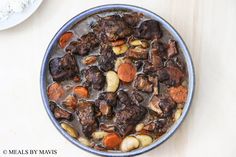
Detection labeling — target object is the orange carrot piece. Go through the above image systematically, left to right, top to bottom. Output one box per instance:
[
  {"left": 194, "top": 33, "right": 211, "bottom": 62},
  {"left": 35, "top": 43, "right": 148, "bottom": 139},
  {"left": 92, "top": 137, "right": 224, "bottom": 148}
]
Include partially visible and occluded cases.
[
  {"left": 59, "top": 32, "right": 73, "bottom": 48},
  {"left": 117, "top": 63, "right": 136, "bottom": 82},
  {"left": 47, "top": 82, "right": 65, "bottom": 101},
  {"left": 169, "top": 85, "right": 188, "bottom": 103},
  {"left": 73, "top": 86, "right": 89, "bottom": 98},
  {"left": 103, "top": 133, "right": 122, "bottom": 149}
]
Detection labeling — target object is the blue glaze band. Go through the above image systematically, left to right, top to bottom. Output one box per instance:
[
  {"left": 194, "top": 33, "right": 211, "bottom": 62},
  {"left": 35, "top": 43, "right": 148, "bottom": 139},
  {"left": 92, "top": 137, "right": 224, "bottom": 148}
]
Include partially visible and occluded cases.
[{"left": 40, "top": 4, "right": 195, "bottom": 157}]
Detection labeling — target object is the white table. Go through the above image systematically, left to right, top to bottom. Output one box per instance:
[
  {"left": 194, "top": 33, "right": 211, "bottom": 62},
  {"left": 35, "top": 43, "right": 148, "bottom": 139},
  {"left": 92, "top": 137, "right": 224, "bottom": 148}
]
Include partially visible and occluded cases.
[{"left": 0, "top": 0, "right": 235, "bottom": 156}]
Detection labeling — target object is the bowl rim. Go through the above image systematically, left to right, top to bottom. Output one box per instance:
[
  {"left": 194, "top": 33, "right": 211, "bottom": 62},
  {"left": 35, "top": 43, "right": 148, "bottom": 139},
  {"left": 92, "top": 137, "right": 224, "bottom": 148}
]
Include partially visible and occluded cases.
[{"left": 40, "top": 4, "right": 195, "bottom": 157}]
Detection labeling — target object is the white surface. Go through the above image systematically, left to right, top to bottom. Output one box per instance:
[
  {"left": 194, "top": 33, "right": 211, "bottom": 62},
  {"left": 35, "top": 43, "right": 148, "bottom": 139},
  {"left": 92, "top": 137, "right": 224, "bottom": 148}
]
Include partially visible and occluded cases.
[
  {"left": 0, "top": 0, "right": 236, "bottom": 157},
  {"left": 0, "top": 0, "right": 42, "bottom": 30}
]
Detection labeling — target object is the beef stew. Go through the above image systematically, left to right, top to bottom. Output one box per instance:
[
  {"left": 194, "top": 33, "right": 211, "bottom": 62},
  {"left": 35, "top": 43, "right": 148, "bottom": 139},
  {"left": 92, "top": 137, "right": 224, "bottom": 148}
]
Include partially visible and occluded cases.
[{"left": 46, "top": 10, "right": 188, "bottom": 152}]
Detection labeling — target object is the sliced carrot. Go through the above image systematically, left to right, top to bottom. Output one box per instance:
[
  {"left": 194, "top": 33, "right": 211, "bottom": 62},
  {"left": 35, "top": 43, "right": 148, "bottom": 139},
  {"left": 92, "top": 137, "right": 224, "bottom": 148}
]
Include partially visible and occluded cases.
[
  {"left": 59, "top": 32, "right": 73, "bottom": 48},
  {"left": 117, "top": 63, "right": 136, "bottom": 82},
  {"left": 47, "top": 82, "right": 65, "bottom": 101},
  {"left": 168, "top": 85, "right": 188, "bottom": 103},
  {"left": 73, "top": 86, "right": 89, "bottom": 98},
  {"left": 103, "top": 133, "right": 122, "bottom": 149}
]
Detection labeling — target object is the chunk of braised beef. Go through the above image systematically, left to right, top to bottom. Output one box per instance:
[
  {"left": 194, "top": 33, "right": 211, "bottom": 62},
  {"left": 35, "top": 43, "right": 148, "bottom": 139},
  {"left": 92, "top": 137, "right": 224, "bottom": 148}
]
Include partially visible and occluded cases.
[
  {"left": 122, "top": 12, "right": 143, "bottom": 27},
  {"left": 97, "top": 15, "right": 133, "bottom": 41},
  {"left": 135, "top": 20, "right": 162, "bottom": 40},
  {"left": 66, "top": 32, "right": 99, "bottom": 56},
  {"left": 167, "top": 39, "right": 178, "bottom": 58},
  {"left": 151, "top": 40, "right": 167, "bottom": 59},
  {"left": 65, "top": 41, "right": 78, "bottom": 53},
  {"left": 98, "top": 46, "right": 116, "bottom": 71},
  {"left": 127, "top": 46, "right": 148, "bottom": 60},
  {"left": 143, "top": 49, "right": 163, "bottom": 73},
  {"left": 151, "top": 49, "right": 163, "bottom": 68},
  {"left": 49, "top": 53, "right": 79, "bottom": 82},
  {"left": 166, "top": 56, "right": 186, "bottom": 72},
  {"left": 175, "top": 57, "right": 186, "bottom": 71},
  {"left": 143, "top": 61, "right": 157, "bottom": 74},
  {"left": 84, "top": 66, "right": 105, "bottom": 90},
  {"left": 157, "top": 66, "right": 184, "bottom": 86},
  {"left": 157, "top": 69, "right": 169, "bottom": 82},
  {"left": 134, "top": 74, "right": 153, "bottom": 93},
  {"left": 117, "top": 90, "right": 131, "bottom": 107},
  {"left": 131, "top": 91, "right": 144, "bottom": 103},
  {"left": 95, "top": 92, "right": 117, "bottom": 117},
  {"left": 97, "top": 92, "right": 117, "bottom": 107},
  {"left": 148, "top": 95, "right": 163, "bottom": 115},
  {"left": 157, "top": 95, "right": 176, "bottom": 117},
  {"left": 98, "top": 100, "right": 112, "bottom": 116},
  {"left": 49, "top": 101, "right": 56, "bottom": 111},
  {"left": 50, "top": 101, "right": 73, "bottom": 121},
  {"left": 76, "top": 101, "right": 97, "bottom": 137},
  {"left": 115, "top": 105, "right": 147, "bottom": 136},
  {"left": 157, "top": 117, "right": 174, "bottom": 136},
  {"left": 144, "top": 118, "right": 168, "bottom": 135}
]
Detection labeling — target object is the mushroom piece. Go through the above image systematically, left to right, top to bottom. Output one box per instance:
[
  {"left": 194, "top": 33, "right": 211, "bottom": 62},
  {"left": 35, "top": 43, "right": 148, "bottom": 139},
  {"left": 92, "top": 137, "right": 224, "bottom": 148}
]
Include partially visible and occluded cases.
[
  {"left": 167, "top": 39, "right": 178, "bottom": 58},
  {"left": 127, "top": 46, "right": 148, "bottom": 60},
  {"left": 82, "top": 55, "right": 97, "bottom": 65},
  {"left": 134, "top": 74, "right": 153, "bottom": 93},
  {"left": 148, "top": 76, "right": 158, "bottom": 95},
  {"left": 148, "top": 95, "right": 163, "bottom": 115},
  {"left": 100, "top": 123, "right": 116, "bottom": 132}
]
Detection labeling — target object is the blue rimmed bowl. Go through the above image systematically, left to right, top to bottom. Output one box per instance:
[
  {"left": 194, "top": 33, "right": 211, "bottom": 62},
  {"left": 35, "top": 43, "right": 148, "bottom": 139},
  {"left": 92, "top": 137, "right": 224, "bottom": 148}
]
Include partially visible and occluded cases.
[{"left": 40, "top": 4, "right": 195, "bottom": 157}]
